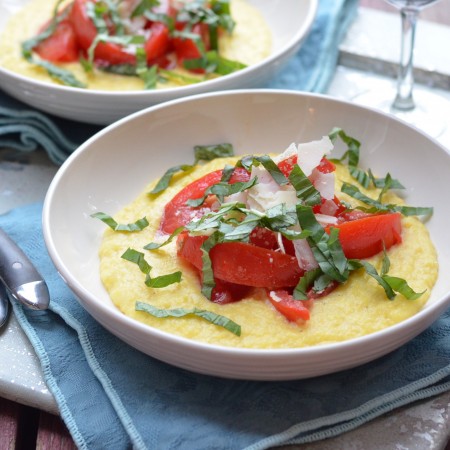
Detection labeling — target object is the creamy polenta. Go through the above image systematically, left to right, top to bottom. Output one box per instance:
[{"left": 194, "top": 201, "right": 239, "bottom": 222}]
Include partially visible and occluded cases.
[
  {"left": 0, "top": 0, "right": 271, "bottom": 90},
  {"left": 97, "top": 156, "right": 438, "bottom": 349}
]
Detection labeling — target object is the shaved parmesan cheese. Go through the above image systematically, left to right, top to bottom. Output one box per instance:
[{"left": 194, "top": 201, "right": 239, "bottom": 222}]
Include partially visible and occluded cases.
[
  {"left": 297, "top": 136, "right": 334, "bottom": 176},
  {"left": 273, "top": 143, "right": 297, "bottom": 164},
  {"left": 246, "top": 165, "right": 297, "bottom": 212},
  {"left": 310, "top": 169, "right": 335, "bottom": 200},
  {"left": 315, "top": 214, "right": 338, "bottom": 226},
  {"left": 293, "top": 238, "right": 318, "bottom": 271}
]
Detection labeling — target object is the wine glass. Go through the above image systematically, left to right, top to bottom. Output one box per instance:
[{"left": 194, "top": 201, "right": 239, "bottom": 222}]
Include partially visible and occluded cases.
[{"left": 354, "top": 0, "right": 447, "bottom": 137}]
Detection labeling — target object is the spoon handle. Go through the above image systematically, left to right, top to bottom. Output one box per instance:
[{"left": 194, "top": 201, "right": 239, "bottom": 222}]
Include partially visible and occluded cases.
[
  {"left": 0, "top": 229, "right": 50, "bottom": 310},
  {"left": 0, "top": 283, "right": 8, "bottom": 328}
]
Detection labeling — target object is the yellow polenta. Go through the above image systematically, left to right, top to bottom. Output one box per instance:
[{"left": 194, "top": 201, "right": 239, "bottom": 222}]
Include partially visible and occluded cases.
[
  {"left": 0, "top": 0, "right": 271, "bottom": 90},
  {"left": 98, "top": 157, "right": 438, "bottom": 349}
]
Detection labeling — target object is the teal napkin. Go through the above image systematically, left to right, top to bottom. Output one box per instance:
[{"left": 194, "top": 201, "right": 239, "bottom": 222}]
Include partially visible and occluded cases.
[
  {"left": 0, "top": 0, "right": 358, "bottom": 165},
  {"left": 3, "top": 202, "right": 450, "bottom": 450}
]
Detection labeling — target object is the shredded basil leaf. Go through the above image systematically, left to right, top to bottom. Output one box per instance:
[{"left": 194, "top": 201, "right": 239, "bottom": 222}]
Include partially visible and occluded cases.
[
  {"left": 132, "top": 0, "right": 161, "bottom": 18},
  {"left": 194, "top": 143, "right": 234, "bottom": 162},
  {"left": 150, "top": 144, "right": 235, "bottom": 195},
  {"left": 238, "top": 155, "right": 288, "bottom": 186},
  {"left": 149, "top": 164, "right": 194, "bottom": 195},
  {"left": 289, "top": 164, "right": 322, "bottom": 206},
  {"left": 186, "top": 176, "right": 257, "bottom": 207},
  {"left": 341, "top": 182, "right": 433, "bottom": 217},
  {"left": 296, "top": 205, "right": 349, "bottom": 284},
  {"left": 91, "top": 212, "right": 149, "bottom": 231},
  {"left": 144, "top": 227, "right": 185, "bottom": 250},
  {"left": 200, "top": 232, "right": 222, "bottom": 299},
  {"left": 121, "top": 248, "right": 182, "bottom": 288},
  {"left": 293, "top": 268, "right": 322, "bottom": 300},
  {"left": 135, "top": 302, "right": 241, "bottom": 336}
]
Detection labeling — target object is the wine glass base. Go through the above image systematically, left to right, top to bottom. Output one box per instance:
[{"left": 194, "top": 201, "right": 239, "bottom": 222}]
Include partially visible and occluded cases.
[{"left": 352, "top": 86, "right": 448, "bottom": 138}]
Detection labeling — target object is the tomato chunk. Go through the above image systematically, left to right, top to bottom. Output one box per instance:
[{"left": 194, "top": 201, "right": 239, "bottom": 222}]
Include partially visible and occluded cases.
[
  {"left": 69, "top": 0, "right": 136, "bottom": 65},
  {"left": 34, "top": 20, "right": 79, "bottom": 62},
  {"left": 145, "top": 22, "right": 171, "bottom": 64},
  {"left": 173, "top": 23, "right": 209, "bottom": 73},
  {"left": 278, "top": 155, "right": 335, "bottom": 178},
  {"left": 160, "top": 167, "right": 250, "bottom": 234},
  {"left": 331, "top": 212, "right": 402, "bottom": 259},
  {"left": 177, "top": 234, "right": 303, "bottom": 289},
  {"left": 267, "top": 290, "right": 312, "bottom": 322}
]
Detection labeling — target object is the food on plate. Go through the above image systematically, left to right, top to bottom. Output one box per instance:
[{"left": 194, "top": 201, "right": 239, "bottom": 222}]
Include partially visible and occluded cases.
[
  {"left": 0, "top": 0, "right": 271, "bottom": 90},
  {"left": 94, "top": 129, "right": 437, "bottom": 348}
]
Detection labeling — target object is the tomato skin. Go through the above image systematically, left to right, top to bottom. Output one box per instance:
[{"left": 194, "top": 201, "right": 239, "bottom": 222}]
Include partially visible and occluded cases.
[
  {"left": 69, "top": 0, "right": 136, "bottom": 65},
  {"left": 34, "top": 20, "right": 79, "bottom": 62},
  {"left": 145, "top": 22, "right": 170, "bottom": 64},
  {"left": 173, "top": 23, "right": 209, "bottom": 74},
  {"left": 278, "top": 155, "right": 335, "bottom": 178},
  {"left": 160, "top": 167, "right": 250, "bottom": 234},
  {"left": 330, "top": 212, "right": 402, "bottom": 259},
  {"left": 177, "top": 233, "right": 303, "bottom": 289},
  {"left": 267, "top": 290, "right": 312, "bottom": 322}
]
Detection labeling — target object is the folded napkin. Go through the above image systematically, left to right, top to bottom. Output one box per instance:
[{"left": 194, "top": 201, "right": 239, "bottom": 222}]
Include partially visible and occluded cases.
[
  {"left": 0, "top": 0, "right": 358, "bottom": 166},
  {"left": 3, "top": 202, "right": 450, "bottom": 450}
]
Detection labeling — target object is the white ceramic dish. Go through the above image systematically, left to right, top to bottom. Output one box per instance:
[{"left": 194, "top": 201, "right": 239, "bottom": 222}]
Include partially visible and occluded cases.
[
  {"left": 0, "top": 0, "right": 317, "bottom": 125},
  {"left": 42, "top": 90, "right": 450, "bottom": 380}
]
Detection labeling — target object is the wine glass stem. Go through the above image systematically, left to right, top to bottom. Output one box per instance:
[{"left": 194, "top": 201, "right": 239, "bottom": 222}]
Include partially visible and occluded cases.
[{"left": 392, "top": 8, "right": 419, "bottom": 112}]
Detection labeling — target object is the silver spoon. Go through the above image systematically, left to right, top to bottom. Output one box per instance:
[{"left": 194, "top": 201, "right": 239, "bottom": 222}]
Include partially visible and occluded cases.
[
  {"left": 0, "top": 228, "right": 50, "bottom": 310},
  {"left": 0, "top": 282, "right": 9, "bottom": 328}
]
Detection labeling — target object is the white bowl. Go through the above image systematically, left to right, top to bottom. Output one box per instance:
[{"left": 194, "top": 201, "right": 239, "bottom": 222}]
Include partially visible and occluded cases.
[
  {"left": 0, "top": 0, "right": 317, "bottom": 125},
  {"left": 42, "top": 90, "right": 450, "bottom": 380}
]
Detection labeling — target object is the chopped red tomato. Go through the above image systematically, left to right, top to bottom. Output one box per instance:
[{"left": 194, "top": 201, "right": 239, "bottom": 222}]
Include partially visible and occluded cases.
[
  {"left": 69, "top": 0, "right": 136, "bottom": 65},
  {"left": 34, "top": 20, "right": 79, "bottom": 63},
  {"left": 145, "top": 22, "right": 171, "bottom": 64},
  {"left": 173, "top": 23, "right": 210, "bottom": 73},
  {"left": 278, "top": 155, "right": 335, "bottom": 178},
  {"left": 160, "top": 167, "right": 250, "bottom": 234},
  {"left": 312, "top": 195, "right": 346, "bottom": 216},
  {"left": 330, "top": 212, "right": 402, "bottom": 259},
  {"left": 249, "top": 227, "right": 295, "bottom": 255},
  {"left": 177, "top": 233, "right": 304, "bottom": 289},
  {"left": 267, "top": 290, "right": 312, "bottom": 322}
]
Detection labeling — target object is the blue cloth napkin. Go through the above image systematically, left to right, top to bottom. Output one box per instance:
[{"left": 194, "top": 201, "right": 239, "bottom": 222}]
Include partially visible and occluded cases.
[
  {"left": 0, "top": 0, "right": 358, "bottom": 166},
  {"left": 3, "top": 202, "right": 450, "bottom": 450}
]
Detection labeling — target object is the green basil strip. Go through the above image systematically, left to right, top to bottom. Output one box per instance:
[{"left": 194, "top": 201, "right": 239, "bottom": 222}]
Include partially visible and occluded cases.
[
  {"left": 21, "top": 0, "right": 65, "bottom": 56},
  {"left": 102, "top": 0, "right": 125, "bottom": 35},
  {"left": 132, "top": 0, "right": 161, "bottom": 17},
  {"left": 203, "top": 51, "right": 246, "bottom": 75},
  {"left": 27, "top": 59, "right": 86, "bottom": 88},
  {"left": 158, "top": 68, "right": 204, "bottom": 85},
  {"left": 329, "top": 127, "right": 361, "bottom": 168},
  {"left": 194, "top": 143, "right": 234, "bottom": 162},
  {"left": 239, "top": 155, "right": 289, "bottom": 186},
  {"left": 149, "top": 164, "right": 194, "bottom": 195},
  {"left": 289, "top": 164, "right": 322, "bottom": 206},
  {"left": 369, "top": 169, "right": 405, "bottom": 190},
  {"left": 187, "top": 177, "right": 257, "bottom": 207},
  {"left": 341, "top": 182, "right": 433, "bottom": 217},
  {"left": 185, "top": 202, "right": 246, "bottom": 233},
  {"left": 296, "top": 205, "right": 349, "bottom": 283},
  {"left": 91, "top": 212, "right": 149, "bottom": 232},
  {"left": 144, "top": 227, "right": 185, "bottom": 250},
  {"left": 200, "top": 231, "right": 223, "bottom": 299},
  {"left": 121, "top": 248, "right": 152, "bottom": 274},
  {"left": 122, "top": 248, "right": 181, "bottom": 288},
  {"left": 293, "top": 268, "right": 323, "bottom": 300},
  {"left": 145, "top": 271, "right": 182, "bottom": 288},
  {"left": 381, "top": 275, "right": 425, "bottom": 300},
  {"left": 135, "top": 302, "right": 241, "bottom": 336}
]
